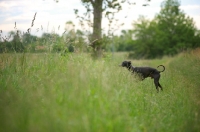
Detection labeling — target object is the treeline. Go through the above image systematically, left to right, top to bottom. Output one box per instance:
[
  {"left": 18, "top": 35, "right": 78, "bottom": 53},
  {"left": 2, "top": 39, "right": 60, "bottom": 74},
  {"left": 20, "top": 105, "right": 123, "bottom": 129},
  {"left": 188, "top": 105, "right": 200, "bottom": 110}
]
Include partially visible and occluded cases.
[
  {"left": 0, "top": 0, "right": 200, "bottom": 59},
  {"left": 114, "top": 0, "right": 200, "bottom": 58},
  {"left": 0, "top": 29, "right": 87, "bottom": 54}
]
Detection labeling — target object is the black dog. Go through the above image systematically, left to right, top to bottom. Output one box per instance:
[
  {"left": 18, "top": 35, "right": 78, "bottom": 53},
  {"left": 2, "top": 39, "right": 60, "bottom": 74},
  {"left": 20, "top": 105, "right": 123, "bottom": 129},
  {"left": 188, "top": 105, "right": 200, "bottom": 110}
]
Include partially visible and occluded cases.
[{"left": 119, "top": 61, "right": 165, "bottom": 92}]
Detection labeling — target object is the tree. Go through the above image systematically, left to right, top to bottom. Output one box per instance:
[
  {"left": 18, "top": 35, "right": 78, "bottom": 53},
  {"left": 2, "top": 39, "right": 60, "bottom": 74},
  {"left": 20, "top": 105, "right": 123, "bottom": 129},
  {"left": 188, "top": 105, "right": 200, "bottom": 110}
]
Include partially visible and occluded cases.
[
  {"left": 55, "top": 0, "right": 150, "bottom": 58},
  {"left": 78, "top": 0, "right": 152, "bottom": 58},
  {"left": 130, "top": 0, "right": 200, "bottom": 59},
  {"left": 156, "top": 0, "right": 198, "bottom": 55},
  {"left": 132, "top": 16, "right": 166, "bottom": 58},
  {"left": 9, "top": 30, "right": 25, "bottom": 52},
  {"left": 115, "top": 30, "right": 134, "bottom": 52},
  {"left": 22, "top": 33, "right": 37, "bottom": 45}
]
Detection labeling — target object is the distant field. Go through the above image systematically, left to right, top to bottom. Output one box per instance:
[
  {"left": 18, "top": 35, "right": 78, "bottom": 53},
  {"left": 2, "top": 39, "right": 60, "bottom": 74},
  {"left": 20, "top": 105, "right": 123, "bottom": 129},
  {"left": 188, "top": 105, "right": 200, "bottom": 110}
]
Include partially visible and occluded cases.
[{"left": 0, "top": 50, "right": 199, "bottom": 132}]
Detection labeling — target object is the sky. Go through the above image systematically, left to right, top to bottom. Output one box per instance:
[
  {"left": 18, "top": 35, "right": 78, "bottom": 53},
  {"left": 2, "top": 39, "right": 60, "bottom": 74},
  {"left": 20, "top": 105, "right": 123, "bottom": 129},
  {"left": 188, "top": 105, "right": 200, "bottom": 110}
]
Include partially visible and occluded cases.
[{"left": 0, "top": 0, "right": 200, "bottom": 38}]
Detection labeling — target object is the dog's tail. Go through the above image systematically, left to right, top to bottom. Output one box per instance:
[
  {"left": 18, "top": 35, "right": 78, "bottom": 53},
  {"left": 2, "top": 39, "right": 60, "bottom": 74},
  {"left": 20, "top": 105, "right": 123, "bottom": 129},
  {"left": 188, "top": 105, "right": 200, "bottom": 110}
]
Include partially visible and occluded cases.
[{"left": 157, "top": 65, "right": 165, "bottom": 72}]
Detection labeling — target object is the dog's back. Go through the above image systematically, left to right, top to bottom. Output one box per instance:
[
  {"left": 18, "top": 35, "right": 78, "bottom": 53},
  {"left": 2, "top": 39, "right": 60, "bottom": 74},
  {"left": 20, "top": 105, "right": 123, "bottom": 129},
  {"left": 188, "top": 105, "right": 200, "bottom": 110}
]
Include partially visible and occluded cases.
[{"left": 134, "top": 67, "right": 159, "bottom": 78}]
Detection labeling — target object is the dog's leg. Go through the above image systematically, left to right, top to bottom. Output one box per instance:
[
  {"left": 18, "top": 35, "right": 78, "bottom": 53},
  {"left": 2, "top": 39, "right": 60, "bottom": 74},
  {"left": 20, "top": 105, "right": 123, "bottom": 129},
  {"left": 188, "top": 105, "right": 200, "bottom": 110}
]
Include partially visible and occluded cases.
[
  {"left": 153, "top": 74, "right": 160, "bottom": 92},
  {"left": 154, "top": 79, "right": 159, "bottom": 92},
  {"left": 158, "top": 82, "right": 163, "bottom": 91}
]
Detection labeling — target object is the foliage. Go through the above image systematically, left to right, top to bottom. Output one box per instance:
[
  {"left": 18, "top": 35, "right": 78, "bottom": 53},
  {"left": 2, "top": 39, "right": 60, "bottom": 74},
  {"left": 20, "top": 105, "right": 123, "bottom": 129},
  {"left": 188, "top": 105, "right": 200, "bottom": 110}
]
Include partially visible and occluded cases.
[
  {"left": 1, "top": 0, "right": 200, "bottom": 59},
  {"left": 73, "top": 0, "right": 150, "bottom": 58},
  {"left": 115, "top": 0, "right": 200, "bottom": 59},
  {"left": 156, "top": 0, "right": 199, "bottom": 55},
  {"left": 0, "top": 28, "right": 88, "bottom": 54},
  {"left": 116, "top": 30, "right": 134, "bottom": 52},
  {"left": 0, "top": 31, "right": 25, "bottom": 53}
]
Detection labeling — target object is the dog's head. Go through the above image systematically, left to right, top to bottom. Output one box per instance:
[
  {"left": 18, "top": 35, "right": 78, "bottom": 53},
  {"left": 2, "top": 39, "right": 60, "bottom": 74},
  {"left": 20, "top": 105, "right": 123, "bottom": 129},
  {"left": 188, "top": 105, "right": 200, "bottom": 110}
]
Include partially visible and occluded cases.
[{"left": 119, "top": 61, "right": 132, "bottom": 68}]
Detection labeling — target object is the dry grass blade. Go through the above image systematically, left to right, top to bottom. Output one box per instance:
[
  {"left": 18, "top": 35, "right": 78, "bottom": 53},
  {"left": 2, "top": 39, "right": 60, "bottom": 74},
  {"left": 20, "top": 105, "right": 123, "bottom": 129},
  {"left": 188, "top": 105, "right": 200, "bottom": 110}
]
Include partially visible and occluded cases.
[
  {"left": 31, "top": 12, "right": 37, "bottom": 27},
  {"left": 14, "top": 22, "right": 17, "bottom": 29},
  {"left": 27, "top": 28, "right": 31, "bottom": 34},
  {"left": 62, "top": 30, "right": 67, "bottom": 35}
]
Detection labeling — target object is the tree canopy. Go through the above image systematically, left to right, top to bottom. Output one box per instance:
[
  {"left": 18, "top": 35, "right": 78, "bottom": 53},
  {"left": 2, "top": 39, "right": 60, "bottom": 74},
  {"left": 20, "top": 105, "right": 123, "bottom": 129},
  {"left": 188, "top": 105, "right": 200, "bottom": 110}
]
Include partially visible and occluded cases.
[{"left": 116, "top": 0, "right": 200, "bottom": 59}]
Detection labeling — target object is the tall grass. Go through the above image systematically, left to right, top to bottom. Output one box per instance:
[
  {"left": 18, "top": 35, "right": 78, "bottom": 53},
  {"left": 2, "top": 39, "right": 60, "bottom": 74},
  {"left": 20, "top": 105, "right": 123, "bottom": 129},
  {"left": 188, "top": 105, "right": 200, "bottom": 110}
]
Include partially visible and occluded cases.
[{"left": 0, "top": 51, "right": 199, "bottom": 132}]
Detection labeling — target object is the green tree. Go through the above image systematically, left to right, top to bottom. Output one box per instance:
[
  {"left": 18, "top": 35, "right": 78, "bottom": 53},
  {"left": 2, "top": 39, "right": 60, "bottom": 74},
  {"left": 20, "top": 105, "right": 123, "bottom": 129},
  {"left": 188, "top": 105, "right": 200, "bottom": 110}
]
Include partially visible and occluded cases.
[
  {"left": 55, "top": 0, "right": 150, "bottom": 58},
  {"left": 77, "top": 0, "right": 152, "bottom": 58},
  {"left": 130, "top": 0, "right": 200, "bottom": 59},
  {"left": 156, "top": 0, "right": 199, "bottom": 55},
  {"left": 132, "top": 16, "right": 152, "bottom": 58},
  {"left": 132, "top": 16, "right": 166, "bottom": 58},
  {"left": 116, "top": 30, "right": 134, "bottom": 52},
  {"left": 8, "top": 31, "right": 25, "bottom": 52}
]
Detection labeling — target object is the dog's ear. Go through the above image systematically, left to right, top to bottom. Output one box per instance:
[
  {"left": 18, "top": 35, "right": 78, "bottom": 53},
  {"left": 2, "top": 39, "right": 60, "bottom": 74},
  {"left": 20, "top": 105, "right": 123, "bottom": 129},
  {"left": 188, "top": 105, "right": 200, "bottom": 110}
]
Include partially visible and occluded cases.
[{"left": 128, "top": 61, "right": 131, "bottom": 65}]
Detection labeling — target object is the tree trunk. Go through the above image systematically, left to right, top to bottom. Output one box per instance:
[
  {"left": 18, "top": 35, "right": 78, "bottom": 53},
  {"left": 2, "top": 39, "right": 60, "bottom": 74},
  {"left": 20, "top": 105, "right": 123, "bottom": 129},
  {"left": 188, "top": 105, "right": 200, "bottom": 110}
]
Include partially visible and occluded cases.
[{"left": 92, "top": 0, "right": 103, "bottom": 58}]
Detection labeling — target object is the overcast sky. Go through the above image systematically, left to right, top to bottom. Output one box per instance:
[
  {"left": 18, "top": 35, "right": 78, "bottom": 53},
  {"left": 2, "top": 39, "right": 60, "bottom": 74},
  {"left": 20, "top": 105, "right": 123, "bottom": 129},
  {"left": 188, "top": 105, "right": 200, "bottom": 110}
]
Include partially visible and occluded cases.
[{"left": 0, "top": 0, "right": 200, "bottom": 37}]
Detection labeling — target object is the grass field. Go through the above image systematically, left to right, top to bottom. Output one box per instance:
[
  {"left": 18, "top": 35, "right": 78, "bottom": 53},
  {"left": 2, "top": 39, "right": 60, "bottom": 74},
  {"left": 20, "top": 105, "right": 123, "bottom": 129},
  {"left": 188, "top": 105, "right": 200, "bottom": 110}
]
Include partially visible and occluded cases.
[{"left": 0, "top": 50, "right": 200, "bottom": 132}]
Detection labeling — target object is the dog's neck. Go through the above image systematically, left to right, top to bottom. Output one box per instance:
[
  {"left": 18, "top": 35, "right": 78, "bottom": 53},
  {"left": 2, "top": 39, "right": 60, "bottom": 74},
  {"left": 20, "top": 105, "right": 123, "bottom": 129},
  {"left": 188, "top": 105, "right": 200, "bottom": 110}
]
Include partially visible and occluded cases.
[{"left": 127, "top": 65, "right": 135, "bottom": 72}]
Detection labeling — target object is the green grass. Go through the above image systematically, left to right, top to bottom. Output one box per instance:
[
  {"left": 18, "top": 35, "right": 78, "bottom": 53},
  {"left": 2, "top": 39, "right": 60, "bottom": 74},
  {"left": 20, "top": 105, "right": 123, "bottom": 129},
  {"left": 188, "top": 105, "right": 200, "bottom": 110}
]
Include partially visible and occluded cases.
[{"left": 0, "top": 51, "right": 199, "bottom": 132}]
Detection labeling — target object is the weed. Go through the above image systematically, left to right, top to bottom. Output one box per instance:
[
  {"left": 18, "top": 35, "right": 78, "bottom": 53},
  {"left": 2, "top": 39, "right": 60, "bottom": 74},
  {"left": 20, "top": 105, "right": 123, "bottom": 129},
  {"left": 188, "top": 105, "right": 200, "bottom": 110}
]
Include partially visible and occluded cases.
[{"left": 0, "top": 51, "right": 199, "bottom": 131}]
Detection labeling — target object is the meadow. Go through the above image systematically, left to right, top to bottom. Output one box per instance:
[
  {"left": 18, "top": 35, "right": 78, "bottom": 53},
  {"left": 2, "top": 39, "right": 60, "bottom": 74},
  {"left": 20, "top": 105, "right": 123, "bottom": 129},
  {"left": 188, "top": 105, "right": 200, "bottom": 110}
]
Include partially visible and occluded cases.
[{"left": 0, "top": 50, "right": 200, "bottom": 132}]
